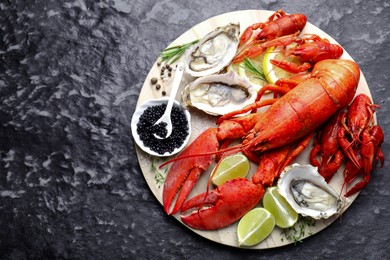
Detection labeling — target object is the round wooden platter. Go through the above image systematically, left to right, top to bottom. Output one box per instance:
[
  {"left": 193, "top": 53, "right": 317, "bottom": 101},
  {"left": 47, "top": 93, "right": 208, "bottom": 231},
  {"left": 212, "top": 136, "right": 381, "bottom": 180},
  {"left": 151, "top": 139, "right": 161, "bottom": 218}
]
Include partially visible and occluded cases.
[{"left": 133, "top": 10, "right": 371, "bottom": 249}]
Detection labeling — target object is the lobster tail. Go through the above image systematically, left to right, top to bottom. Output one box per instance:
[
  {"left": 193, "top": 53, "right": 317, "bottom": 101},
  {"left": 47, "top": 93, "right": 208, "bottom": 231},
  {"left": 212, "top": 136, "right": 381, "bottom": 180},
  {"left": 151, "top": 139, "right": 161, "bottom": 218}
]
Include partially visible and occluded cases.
[{"left": 314, "top": 59, "right": 360, "bottom": 107}]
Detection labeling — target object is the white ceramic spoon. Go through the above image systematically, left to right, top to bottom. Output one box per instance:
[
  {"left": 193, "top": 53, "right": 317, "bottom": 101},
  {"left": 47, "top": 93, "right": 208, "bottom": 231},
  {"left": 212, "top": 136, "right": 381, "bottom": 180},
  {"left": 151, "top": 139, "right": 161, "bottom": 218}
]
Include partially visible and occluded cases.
[{"left": 153, "top": 62, "right": 184, "bottom": 139}]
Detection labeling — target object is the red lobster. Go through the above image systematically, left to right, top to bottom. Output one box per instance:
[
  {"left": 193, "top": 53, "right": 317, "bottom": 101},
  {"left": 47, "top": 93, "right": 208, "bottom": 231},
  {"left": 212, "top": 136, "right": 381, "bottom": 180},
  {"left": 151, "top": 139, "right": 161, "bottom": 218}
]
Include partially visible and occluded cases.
[
  {"left": 233, "top": 10, "right": 307, "bottom": 63},
  {"left": 234, "top": 32, "right": 344, "bottom": 75},
  {"left": 268, "top": 34, "right": 344, "bottom": 73},
  {"left": 162, "top": 59, "right": 360, "bottom": 230},
  {"left": 337, "top": 94, "right": 384, "bottom": 196}
]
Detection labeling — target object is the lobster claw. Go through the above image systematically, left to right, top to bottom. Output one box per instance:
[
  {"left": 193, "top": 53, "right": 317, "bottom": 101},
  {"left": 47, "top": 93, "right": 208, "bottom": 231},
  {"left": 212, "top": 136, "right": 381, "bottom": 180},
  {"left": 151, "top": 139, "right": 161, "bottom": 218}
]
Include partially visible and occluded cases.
[
  {"left": 163, "top": 128, "right": 219, "bottom": 215},
  {"left": 180, "top": 178, "right": 264, "bottom": 230}
]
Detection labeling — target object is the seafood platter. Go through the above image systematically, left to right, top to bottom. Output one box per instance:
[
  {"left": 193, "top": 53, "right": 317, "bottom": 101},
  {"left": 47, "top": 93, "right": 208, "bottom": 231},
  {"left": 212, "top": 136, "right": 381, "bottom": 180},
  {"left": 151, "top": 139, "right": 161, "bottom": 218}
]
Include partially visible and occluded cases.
[{"left": 131, "top": 10, "right": 384, "bottom": 248}]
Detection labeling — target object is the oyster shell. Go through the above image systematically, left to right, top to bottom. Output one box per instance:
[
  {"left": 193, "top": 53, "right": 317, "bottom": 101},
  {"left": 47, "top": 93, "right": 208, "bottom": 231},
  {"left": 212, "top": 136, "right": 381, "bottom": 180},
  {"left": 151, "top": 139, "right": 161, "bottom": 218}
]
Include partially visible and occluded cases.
[
  {"left": 184, "top": 23, "right": 239, "bottom": 77},
  {"left": 182, "top": 70, "right": 258, "bottom": 116},
  {"left": 277, "top": 164, "right": 344, "bottom": 219}
]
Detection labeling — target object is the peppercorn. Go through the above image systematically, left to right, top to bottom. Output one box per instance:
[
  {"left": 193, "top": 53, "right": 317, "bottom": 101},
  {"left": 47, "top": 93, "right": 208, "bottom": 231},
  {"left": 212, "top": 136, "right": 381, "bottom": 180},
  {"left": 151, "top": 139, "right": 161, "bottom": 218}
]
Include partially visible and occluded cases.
[
  {"left": 151, "top": 77, "right": 158, "bottom": 85},
  {"left": 156, "top": 84, "right": 161, "bottom": 90},
  {"left": 162, "top": 91, "right": 166, "bottom": 96}
]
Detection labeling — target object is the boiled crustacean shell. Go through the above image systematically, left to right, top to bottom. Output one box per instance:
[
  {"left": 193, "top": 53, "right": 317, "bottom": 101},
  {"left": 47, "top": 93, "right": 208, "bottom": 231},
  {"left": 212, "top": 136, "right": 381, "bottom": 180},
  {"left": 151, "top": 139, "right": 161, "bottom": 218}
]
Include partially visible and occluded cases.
[
  {"left": 184, "top": 23, "right": 239, "bottom": 78},
  {"left": 182, "top": 70, "right": 258, "bottom": 116},
  {"left": 277, "top": 164, "right": 344, "bottom": 220}
]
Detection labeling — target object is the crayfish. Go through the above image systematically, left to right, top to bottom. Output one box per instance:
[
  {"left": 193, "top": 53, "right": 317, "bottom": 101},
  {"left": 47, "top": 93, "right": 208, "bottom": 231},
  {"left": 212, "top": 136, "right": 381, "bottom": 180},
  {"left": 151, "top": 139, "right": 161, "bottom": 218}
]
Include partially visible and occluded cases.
[{"left": 233, "top": 10, "right": 344, "bottom": 74}]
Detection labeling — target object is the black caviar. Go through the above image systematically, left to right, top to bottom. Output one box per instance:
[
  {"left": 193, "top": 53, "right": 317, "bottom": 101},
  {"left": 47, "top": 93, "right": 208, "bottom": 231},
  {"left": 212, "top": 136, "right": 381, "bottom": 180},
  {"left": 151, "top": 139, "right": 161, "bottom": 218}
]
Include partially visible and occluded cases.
[{"left": 137, "top": 103, "right": 189, "bottom": 155}]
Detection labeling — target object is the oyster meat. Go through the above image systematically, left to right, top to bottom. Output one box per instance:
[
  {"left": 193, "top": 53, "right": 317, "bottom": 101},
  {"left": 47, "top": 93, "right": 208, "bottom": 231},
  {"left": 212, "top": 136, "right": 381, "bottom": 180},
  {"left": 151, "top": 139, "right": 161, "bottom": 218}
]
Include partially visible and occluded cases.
[
  {"left": 184, "top": 23, "right": 239, "bottom": 77},
  {"left": 182, "top": 70, "right": 258, "bottom": 116},
  {"left": 277, "top": 164, "right": 344, "bottom": 219}
]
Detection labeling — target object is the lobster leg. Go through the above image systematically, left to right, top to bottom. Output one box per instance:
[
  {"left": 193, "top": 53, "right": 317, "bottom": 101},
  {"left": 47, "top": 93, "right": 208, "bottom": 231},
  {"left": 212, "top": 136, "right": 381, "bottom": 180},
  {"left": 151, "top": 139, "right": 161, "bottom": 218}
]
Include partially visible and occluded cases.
[
  {"left": 234, "top": 33, "right": 303, "bottom": 63},
  {"left": 270, "top": 59, "right": 311, "bottom": 73},
  {"left": 217, "top": 83, "right": 295, "bottom": 125},
  {"left": 310, "top": 109, "right": 346, "bottom": 181},
  {"left": 338, "top": 124, "right": 361, "bottom": 169},
  {"left": 163, "top": 128, "right": 219, "bottom": 215},
  {"left": 253, "top": 133, "right": 313, "bottom": 187},
  {"left": 343, "top": 147, "right": 363, "bottom": 186},
  {"left": 180, "top": 178, "right": 264, "bottom": 230}
]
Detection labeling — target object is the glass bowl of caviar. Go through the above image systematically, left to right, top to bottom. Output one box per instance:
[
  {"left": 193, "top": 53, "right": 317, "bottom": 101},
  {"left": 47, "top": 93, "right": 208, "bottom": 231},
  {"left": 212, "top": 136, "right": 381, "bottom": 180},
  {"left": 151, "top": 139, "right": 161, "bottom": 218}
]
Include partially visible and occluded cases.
[{"left": 131, "top": 98, "right": 191, "bottom": 157}]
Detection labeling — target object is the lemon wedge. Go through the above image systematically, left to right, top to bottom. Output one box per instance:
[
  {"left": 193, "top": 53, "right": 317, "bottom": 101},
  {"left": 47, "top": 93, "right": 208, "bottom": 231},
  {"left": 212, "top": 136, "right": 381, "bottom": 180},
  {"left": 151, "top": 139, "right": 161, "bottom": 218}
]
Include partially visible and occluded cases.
[
  {"left": 263, "top": 46, "right": 302, "bottom": 84},
  {"left": 227, "top": 54, "right": 267, "bottom": 87},
  {"left": 211, "top": 154, "right": 250, "bottom": 186},
  {"left": 263, "top": 186, "right": 298, "bottom": 228},
  {"left": 237, "top": 207, "right": 275, "bottom": 247}
]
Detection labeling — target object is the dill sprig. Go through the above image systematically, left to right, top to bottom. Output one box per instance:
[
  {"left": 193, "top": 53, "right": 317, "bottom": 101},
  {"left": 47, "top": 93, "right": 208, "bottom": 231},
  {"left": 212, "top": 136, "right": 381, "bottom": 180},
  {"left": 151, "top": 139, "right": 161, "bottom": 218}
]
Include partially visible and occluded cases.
[
  {"left": 160, "top": 39, "right": 199, "bottom": 64},
  {"left": 240, "top": 58, "right": 266, "bottom": 81},
  {"left": 151, "top": 158, "right": 169, "bottom": 189},
  {"left": 280, "top": 216, "right": 316, "bottom": 245}
]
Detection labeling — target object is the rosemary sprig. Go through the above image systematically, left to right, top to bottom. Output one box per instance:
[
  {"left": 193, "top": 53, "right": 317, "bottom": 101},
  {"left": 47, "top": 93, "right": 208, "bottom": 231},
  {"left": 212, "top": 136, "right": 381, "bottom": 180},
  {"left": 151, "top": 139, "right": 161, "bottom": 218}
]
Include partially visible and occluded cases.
[
  {"left": 160, "top": 39, "right": 199, "bottom": 64},
  {"left": 240, "top": 58, "right": 266, "bottom": 81},
  {"left": 280, "top": 216, "right": 316, "bottom": 245}
]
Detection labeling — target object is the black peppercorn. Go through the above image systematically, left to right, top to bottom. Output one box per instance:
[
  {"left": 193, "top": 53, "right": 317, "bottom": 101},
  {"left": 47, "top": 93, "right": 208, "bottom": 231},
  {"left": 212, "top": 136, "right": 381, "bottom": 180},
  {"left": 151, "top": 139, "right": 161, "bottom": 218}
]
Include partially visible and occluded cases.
[{"left": 151, "top": 77, "right": 158, "bottom": 85}]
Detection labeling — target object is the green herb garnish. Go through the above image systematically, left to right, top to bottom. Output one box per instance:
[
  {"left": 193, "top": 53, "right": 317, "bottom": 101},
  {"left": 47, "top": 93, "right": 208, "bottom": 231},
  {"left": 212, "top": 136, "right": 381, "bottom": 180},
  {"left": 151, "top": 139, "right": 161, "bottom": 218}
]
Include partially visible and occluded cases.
[
  {"left": 160, "top": 39, "right": 199, "bottom": 64},
  {"left": 240, "top": 58, "right": 266, "bottom": 81},
  {"left": 151, "top": 158, "right": 169, "bottom": 189},
  {"left": 280, "top": 216, "right": 316, "bottom": 245}
]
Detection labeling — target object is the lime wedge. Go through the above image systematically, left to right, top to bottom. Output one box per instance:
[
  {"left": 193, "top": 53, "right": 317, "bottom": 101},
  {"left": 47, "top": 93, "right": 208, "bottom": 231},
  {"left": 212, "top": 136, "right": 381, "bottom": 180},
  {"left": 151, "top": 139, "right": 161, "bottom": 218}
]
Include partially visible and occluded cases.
[
  {"left": 263, "top": 46, "right": 302, "bottom": 84},
  {"left": 211, "top": 154, "right": 250, "bottom": 186},
  {"left": 263, "top": 186, "right": 298, "bottom": 228},
  {"left": 237, "top": 207, "right": 275, "bottom": 247}
]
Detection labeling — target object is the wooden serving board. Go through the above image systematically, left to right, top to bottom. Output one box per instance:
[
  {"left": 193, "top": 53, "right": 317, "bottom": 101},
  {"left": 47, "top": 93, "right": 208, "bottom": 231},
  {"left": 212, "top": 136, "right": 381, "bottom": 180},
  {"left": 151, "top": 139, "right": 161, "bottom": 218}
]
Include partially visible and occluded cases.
[{"left": 133, "top": 10, "right": 371, "bottom": 248}]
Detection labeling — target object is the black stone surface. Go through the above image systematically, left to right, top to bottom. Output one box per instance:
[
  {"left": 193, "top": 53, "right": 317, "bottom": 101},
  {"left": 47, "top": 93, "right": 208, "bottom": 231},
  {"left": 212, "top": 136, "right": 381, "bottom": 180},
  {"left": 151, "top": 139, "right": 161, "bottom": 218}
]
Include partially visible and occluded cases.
[{"left": 0, "top": 0, "right": 389, "bottom": 259}]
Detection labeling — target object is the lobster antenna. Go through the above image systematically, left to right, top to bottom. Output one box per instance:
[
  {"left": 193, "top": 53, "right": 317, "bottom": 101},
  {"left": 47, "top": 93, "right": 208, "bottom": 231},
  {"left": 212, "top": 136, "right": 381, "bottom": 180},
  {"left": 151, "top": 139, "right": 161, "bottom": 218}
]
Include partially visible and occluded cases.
[{"left": 159, "top": 144, "right": 243, "bottom": 169}]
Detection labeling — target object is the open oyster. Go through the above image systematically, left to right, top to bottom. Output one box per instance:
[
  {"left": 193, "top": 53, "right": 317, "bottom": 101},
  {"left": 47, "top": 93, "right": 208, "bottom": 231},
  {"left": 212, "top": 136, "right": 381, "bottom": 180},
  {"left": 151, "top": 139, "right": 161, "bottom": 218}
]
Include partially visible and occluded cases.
[
  {"left": 184, "top": 23, "right": 239, "bottom": 78},
  {"left": 182, "top": 70, "right": 258, "bottom": 116},
  {"left": 277, "top": 164, "right": 344, "bottom": 220}
]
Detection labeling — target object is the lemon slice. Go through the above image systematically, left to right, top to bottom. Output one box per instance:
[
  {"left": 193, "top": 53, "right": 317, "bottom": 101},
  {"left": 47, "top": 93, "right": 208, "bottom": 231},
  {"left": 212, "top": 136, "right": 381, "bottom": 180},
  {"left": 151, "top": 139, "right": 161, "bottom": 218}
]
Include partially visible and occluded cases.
[
  {"left": 263, "top": 46, "right": 302, "bottom": 84},
  {"left": 227, "top": 54, "right": 267, "bottom": 87},
  {"left": 239, "top": 54, "right": 268, "bottom": 86},
  {"left": 226, "top": 62, "right": 241, "bottom": 75},
  {"left": 211, "top": 154, "right": 250, "bottom": 186},
  {"left": 263, "top": 186, "right": 298, "bottom": 228},
  {"left": 237, "top": 207, "right": 275, "bottom": 247}
]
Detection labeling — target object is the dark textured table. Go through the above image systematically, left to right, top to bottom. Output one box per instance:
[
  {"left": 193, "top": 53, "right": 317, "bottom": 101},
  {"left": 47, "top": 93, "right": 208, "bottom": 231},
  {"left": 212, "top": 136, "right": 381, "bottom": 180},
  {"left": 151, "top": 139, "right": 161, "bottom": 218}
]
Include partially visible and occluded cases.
[{"left": 1, "top": 0, "right": 389, "bottom": 259}]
